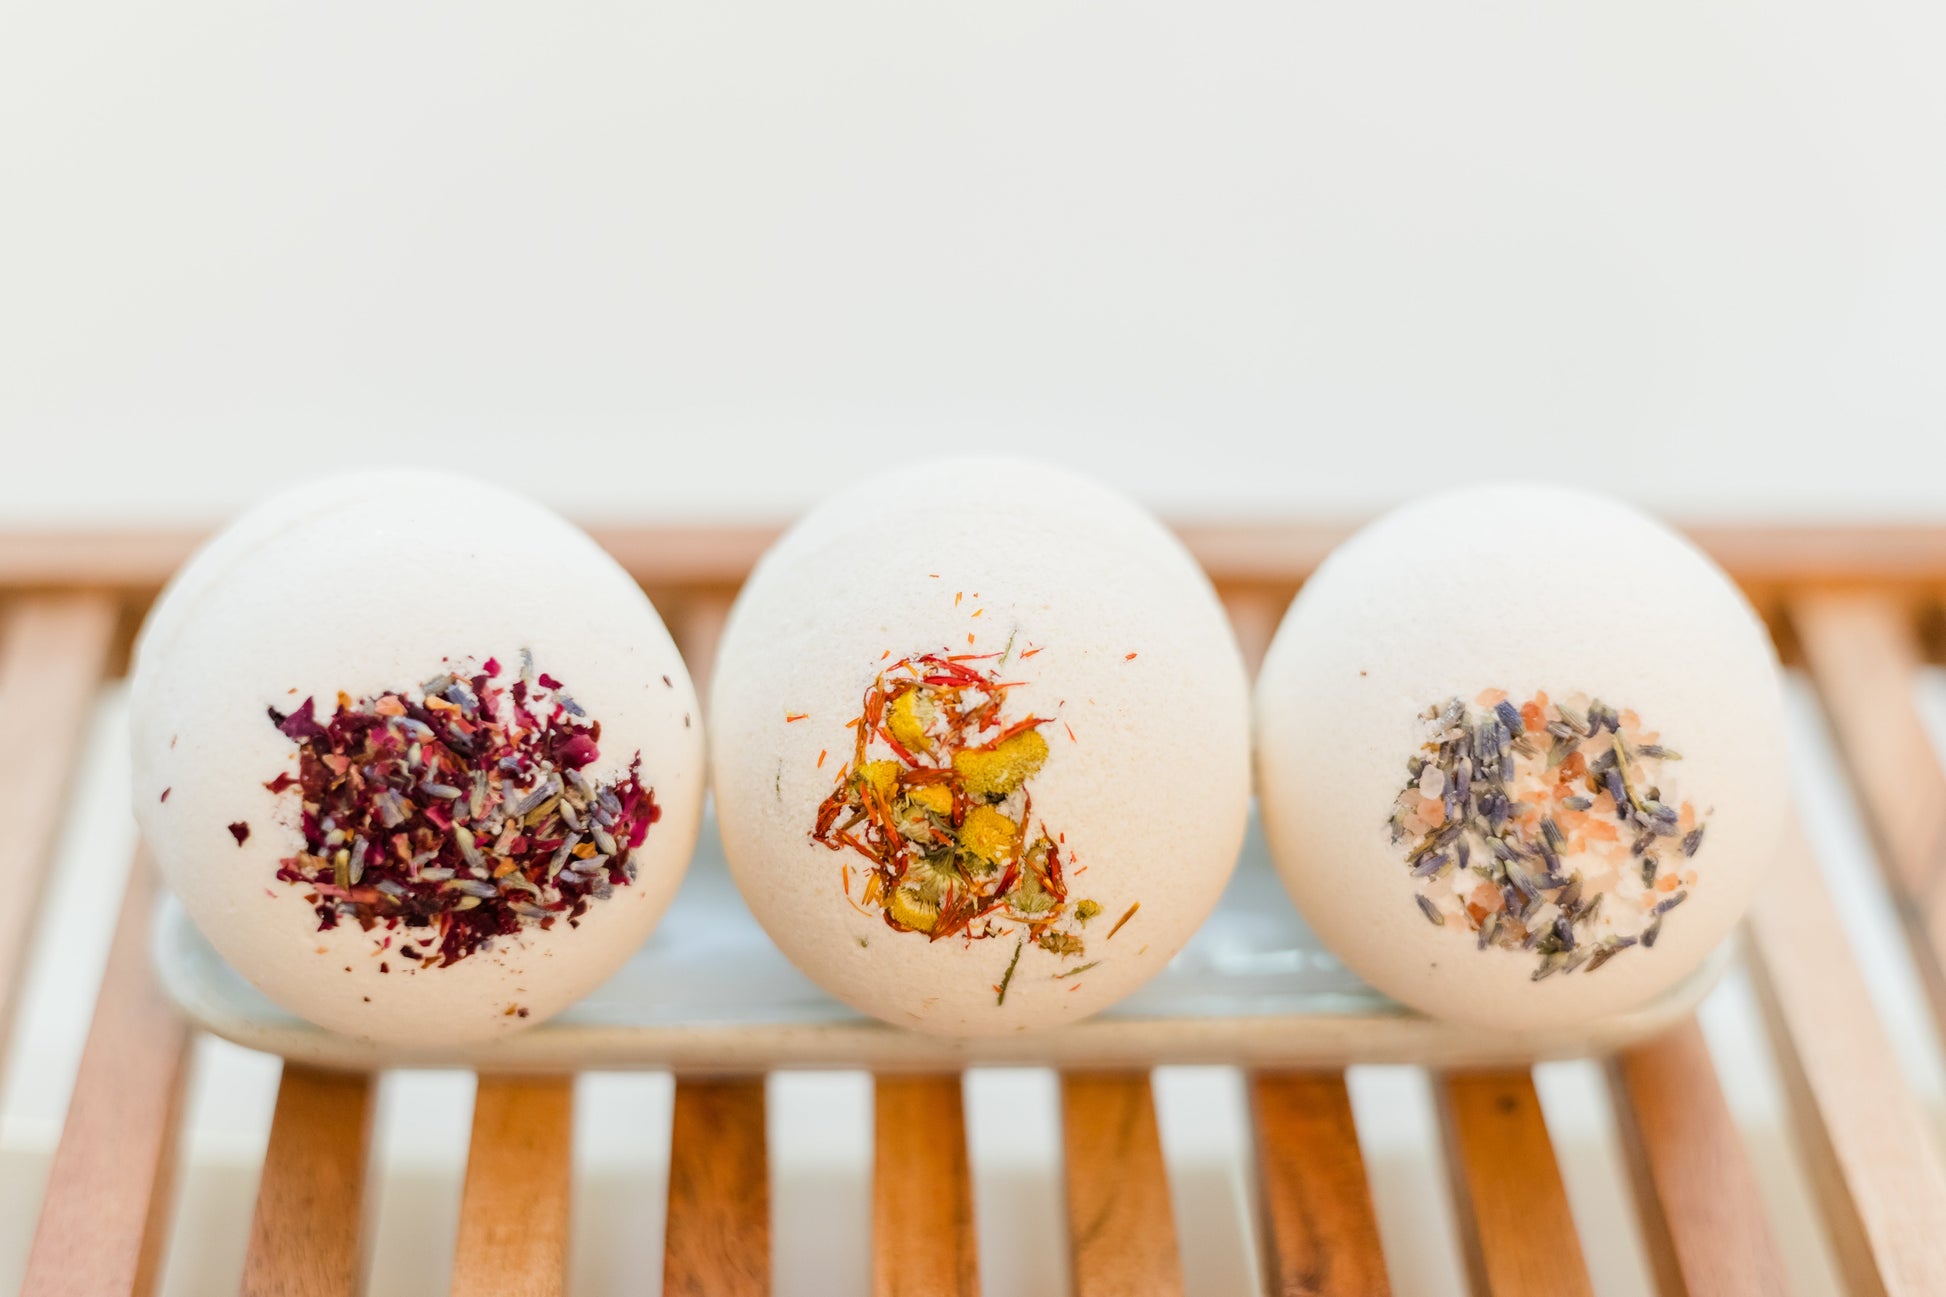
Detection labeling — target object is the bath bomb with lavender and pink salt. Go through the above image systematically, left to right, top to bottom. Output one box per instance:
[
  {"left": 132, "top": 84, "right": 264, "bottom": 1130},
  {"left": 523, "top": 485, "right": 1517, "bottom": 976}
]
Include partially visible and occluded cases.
[{"left": 1254, "top": 484, "right": 1787, "bottom": 1029}]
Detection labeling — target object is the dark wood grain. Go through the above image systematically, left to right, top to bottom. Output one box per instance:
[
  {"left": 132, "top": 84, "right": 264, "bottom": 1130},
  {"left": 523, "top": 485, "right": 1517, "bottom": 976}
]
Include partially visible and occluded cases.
[
  {"left": 1438, "top": 1070, "right": 1594, "bottom": 1297},
  {"left": 1250, "top": 1071, "right": 1391, "bottom": 1297},
  {"left": 1061, "top": 1072, "right": 1183, "bottom": 1297},
  {"left": 665, "top": 1078, "right": 770, "bottom": 1297}
]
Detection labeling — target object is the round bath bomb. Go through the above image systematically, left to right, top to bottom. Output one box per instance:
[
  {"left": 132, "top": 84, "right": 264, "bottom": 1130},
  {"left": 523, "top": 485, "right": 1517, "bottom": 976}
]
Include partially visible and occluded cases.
[
  {"left": 710, "top": 459, "right": 1251, "bottom": 1036},
  {"left": 130, "top": 472, "right": 704, "bottom": 1045},
  {"left": 1256, "top": 484, "right": 1786, "bottom": 1029}
]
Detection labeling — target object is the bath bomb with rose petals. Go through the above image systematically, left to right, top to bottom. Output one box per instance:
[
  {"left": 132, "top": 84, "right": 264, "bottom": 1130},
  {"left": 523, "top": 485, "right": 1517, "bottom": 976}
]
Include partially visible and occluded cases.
[
  {"left": 709, "top": 458, "right": 1251, "bottom": 1036},
  {"left": 130, "top": 472, "right": 705, "bottom": 1045},
  {"left": 1254, "top": 483, "right": 1787, "bottom": 1029}
]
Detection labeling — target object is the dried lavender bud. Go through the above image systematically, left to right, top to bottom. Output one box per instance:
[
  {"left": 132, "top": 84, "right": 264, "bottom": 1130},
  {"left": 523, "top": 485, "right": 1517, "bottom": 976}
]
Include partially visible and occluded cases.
[{"left": 264, "top": 656, "right": 659, "bottom": 966}]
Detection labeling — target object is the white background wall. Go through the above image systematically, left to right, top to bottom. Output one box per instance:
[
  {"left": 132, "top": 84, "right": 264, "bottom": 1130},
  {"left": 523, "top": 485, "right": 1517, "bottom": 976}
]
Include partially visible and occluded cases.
[{"left": 4, "top": 0, "right": 1944, "bottom": 525}]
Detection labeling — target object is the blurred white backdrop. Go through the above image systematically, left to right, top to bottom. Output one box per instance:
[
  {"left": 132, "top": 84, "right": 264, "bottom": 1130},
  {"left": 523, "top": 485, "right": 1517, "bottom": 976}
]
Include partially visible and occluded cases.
[{"left": 4, "top": 0, "right": 1944, "bottom": 525}]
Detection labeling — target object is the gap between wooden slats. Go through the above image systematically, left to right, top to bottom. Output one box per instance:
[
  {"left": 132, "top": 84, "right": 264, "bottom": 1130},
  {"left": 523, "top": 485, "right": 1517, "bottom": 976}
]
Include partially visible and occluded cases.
[
  {"left": 1790, "top": 592, "right": 1946, "bottom": 898},
  {"left": 0, "top": 594, "right": 119, "bottom": 1059},
  {"left": 1744, "top": 822, "right": 1946, "bottom": 1296},
  {"left": 20, "top": 854, "right": 189, "bottom": 1297},
  {"left": 1608, "top": 1019, "right": 1788, "bottom": 1297},
  {"left": 239, "top": 1067, "right": 377, "bottom": 1297},
  {"left": 1437, "top": 1070, "right": 1595, "bottom": 1297},
  {"left": 1061, "top": 1071, "right": 1184, "bottom": 1297},
  {"left": 1249, "top": 1071, "right": 1391, "bottom": 1297},
  {"left": 874, "top": 1074, "right": 977, "bottom": 1297},
  {"left": 447, "top": 1077, "right": 574, "bottom": 1297},
  {"left": 665, "top": 1078, "right": 768, "bottom": 1297}
]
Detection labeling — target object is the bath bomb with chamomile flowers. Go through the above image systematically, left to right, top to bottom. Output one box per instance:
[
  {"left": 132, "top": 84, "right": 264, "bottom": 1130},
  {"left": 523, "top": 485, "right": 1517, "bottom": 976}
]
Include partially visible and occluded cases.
[
  {"left": 709, "top": 458, "right": 1251, "bottom": 1036},
  {"left": 130, "top": 472, "right": 704, "bottom": 1045},
  {"left": 1254, "top": 483, "right": 1787, "bottom": 1029}
]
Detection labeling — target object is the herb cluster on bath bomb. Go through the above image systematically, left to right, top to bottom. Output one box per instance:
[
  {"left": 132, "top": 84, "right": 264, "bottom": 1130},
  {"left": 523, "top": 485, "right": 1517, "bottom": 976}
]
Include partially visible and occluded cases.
[
  {"left": 708, "top": 458, "right": 1253, "bottom": 1036},
  {"left": 130, "top": 472, "right": 705, "bottom": 1046},
  {"left": 1254, "top": 483, "right": 1788, "bottom": 1030}
]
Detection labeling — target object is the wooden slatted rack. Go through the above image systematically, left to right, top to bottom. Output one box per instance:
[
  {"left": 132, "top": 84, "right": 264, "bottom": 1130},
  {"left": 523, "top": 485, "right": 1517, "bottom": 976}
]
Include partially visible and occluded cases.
[{"left": 5, "top": 523, "right": 1946, "bottom": 1296}]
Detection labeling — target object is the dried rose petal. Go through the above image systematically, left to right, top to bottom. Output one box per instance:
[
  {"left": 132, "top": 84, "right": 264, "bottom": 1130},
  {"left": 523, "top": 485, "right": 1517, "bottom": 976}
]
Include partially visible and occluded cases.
[{"left": 261, "top": 656, "right": 657, "bottom": 966}]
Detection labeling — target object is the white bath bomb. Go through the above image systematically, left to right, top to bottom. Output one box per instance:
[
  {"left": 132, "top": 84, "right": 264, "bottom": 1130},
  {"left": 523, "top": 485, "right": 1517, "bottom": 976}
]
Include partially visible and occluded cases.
[
  {"left": 710, "top": 459, "right": 1251, "bottom": 1036},
  {"left": 130, "top": 472, "right": 704, "bottom": 1045},
  {"left": 1256, "top": 484, "right": 1786, "bottom": 1029}
]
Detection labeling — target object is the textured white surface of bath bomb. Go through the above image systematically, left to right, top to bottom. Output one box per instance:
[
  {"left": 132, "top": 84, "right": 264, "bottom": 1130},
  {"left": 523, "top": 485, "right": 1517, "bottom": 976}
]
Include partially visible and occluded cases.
[
  {"left": 710, "top": 459, "right": 1251, "bottom": 1036},
  {"left": 130, "top": 472, "right": 704, "bottom": 1045},
  {"left": 1255, "top": 484, "right": 1787, "bottom": 1029}
]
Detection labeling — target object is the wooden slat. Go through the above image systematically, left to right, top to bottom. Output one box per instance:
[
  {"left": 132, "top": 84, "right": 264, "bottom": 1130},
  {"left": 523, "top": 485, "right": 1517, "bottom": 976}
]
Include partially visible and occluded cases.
[
  {"left": 11, "top": 522, "right": 1946, "bottom": 594},
  {"left": 1217, "top": 585, "right": 1291, "bottom": 679},
  {"left": 1792, "top": 591, "right": 1946, "bottom": 896},
  {"left": 0, "top": 593, "right": 118, "bottom": 1056},
  {"left": 671, "top": 594, "right": 732, "bottom": 716},
  {"left": 1744, "top": 825, "right": 1946, "bottom": 1296},
  {"left": 20, "top": 855, "right": 189, "bottom": 1297},
  {"left": 1609, "top": 1019, "right": 1788, "bottom": 1296},
  {"left": 239, "top": 1067, "right": 377, "bottom": 1297},
  {"left": 1437, "top": 1070, "right": 1595, "bottom": 1297},
  {"left": 1249, "top": 1071, "right": 1391, "bottom": 1297},
  {"left": 1061, "top": 1072, "right": 1183, "bottom": 1297},
  {"left": 873, "top": 1074, "right": 977, "bottom": 1297},
  {"left": 449, "top": 1076, "right": 575, "bottom": 1297},
  {"left": 665, "top": 1078, "right": 769, "bottom": 1297}
]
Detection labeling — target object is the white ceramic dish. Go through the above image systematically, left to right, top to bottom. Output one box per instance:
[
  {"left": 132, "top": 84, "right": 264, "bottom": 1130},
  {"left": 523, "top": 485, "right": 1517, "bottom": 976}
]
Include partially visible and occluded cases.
[{"left": 152, "top": 803, "right": 1729, "bottom": 1073}]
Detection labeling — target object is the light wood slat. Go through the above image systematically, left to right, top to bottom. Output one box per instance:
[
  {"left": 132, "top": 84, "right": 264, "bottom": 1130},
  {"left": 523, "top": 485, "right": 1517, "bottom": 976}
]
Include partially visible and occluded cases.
[
  {"left": 13, "top": 521, "right": 1946, "bottom": 594},
  {"left": 1217, "top": 586, "right": 1290, "bottom": 679},
  {"left": 1792, "top": 591, "right": 1946, "bottom": 896},
  {"left": 0, "top": 593, "right": 118, "bottom": 1056},
  {"left": 672, "top": 595, "right": 732, "bottom": 716},
  {"left": 1744, "top": 824, "right": 1946, "bottom": 1296},
  {"left": 20, "top": 855, "right": 189, "bottom": 1297},
  {"left": 1608, "top": 1019, "right": 1788, "bottom": 1297},
  {"left": 239, "top": 1067, "right": 377, "bottom": 1297},
  {"left": 1437, "top": 1070, "right": 1595, "bottom": 1297},
  {"left": 1061, "top": 1071, "right": 1183, "bottom": 1297},
  {"left": 1249, "top": 1071, "right": 1391, "bottom": 1297},
  {"left": 873, "top": 1074, "right": 977, "bottom": 1297},
  {"left": 449, "top": 1077, "right": 575, "bottom": 1297},
  {"left": 665, "top": 1078, "right": 769, "bottom": 1297}
]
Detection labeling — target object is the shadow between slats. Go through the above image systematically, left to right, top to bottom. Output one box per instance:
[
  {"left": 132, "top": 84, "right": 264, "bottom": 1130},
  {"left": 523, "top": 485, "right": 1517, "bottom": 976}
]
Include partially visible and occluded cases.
[
  {"left": 21, "top": 855, "right": 189, "bottom": 1297},
  {"left": 1608, "top": 1018, "right": 1788, "bottom": 1296},
  {"left": 1250, "top": 1070, "right": 1390, "bottom": 1297},
  {"left": 1436, "top": 1070, "right": 1594, "bottom": 1297},
  {"left": 1061, "top": 1071, "right": 1183, "bottom": 1297},
  {"left": 874, "top": 1074, "right": 977, "bottom": 1297},
  {"left": 449, "top": 1076, "right": 574, "bottom": 1297},
  {"left": 666, "top": 1077, "right": 768, "bottom": 1297}
]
